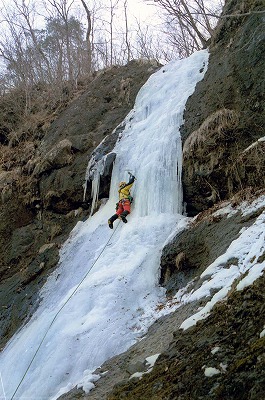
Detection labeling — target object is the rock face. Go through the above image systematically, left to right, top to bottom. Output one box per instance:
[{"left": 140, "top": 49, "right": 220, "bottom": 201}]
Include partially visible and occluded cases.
[
  {"left": 181, "top": 0, "right": 265, "bottom": 216},
  {"left": 0, "top": 60, "right": 160, "bottom": 347},
  {"left": 159, "top": 192, "right": 262, "bottom": 292},
  {"left": 108, "top": 272, "right": 265, "bottom": 400}
]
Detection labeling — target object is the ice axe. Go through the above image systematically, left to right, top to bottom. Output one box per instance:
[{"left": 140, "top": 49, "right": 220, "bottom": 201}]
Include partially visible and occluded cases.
[{"left": 126, "top": 170, "right": 137, "bottom": 180}]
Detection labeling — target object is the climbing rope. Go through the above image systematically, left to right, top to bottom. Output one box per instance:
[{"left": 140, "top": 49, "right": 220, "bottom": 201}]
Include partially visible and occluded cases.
[{"left": 10, "top": 220, "right": 121, "bottom": 400}]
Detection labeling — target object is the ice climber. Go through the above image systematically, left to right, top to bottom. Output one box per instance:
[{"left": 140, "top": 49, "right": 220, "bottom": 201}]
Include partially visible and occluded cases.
[{"left": 108, "top": 172, "right": 136, "bottom": 229}]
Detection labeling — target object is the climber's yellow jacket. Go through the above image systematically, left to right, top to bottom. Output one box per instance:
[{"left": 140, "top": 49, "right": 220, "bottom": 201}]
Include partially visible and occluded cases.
[{"left": 118, "top": 176, "right": 135, "bottom": 200}]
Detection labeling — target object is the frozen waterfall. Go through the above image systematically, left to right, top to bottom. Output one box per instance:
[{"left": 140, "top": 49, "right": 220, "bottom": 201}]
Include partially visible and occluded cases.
[{"left": 0, "top": 50, "right": 208, "bottom": 400}]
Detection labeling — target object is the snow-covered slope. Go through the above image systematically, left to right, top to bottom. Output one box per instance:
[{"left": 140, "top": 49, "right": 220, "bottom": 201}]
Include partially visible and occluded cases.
[{"left": 0, "top": 50, "right": 209, "bottom": 400}]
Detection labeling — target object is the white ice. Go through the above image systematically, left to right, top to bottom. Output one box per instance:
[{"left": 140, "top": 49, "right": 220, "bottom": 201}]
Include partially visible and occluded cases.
[{"left": 0, "top": 50, "right": 209, "bottom": 399}]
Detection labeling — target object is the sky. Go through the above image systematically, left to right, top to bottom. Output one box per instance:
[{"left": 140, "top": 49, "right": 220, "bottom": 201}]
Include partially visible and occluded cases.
[
  {"left": 0, "top": 0, "right": 159, "bottom": 24},
  {"left": 0, "top": 0, "right": 160, "bottom": 42},
  {"left": 0, "top": 45, "right": 264, "bottom": 400}
]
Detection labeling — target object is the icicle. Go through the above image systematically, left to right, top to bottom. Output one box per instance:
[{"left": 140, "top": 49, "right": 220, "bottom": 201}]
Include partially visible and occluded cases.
[
  {"left": 83, "top": 123, "right": 122, "bottom": 207},
  {"left": 83, "top": 147, "right": 117, "bottom": 216},
  {"left": 83, "top": 155, "right": 95, "bottom": 202},
  {"left": 83, "top": 155, "right": 107, "bottom": 217},
  {"left": 89, "top": 156, "right": 106, "bottom": 216},
  {"left": 89, "top": 169, "right": 100, "bottom": 216}
]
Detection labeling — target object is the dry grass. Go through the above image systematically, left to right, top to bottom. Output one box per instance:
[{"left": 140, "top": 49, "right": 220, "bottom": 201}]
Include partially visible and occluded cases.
[
  {"left": 183, "top": 108, "right": 239, "bottom": 156},
  {"left": 8, "top": 111, "right": 54, "bottom": 147},
  {"left": 242, "top": 136, "right": 265, "bottom": 154},
  {"left": 228, "top": 139, "right": 265, "bottom": 192},
  {"left": 0, "top": 140, "right": 36, "bottom": 171},
  {"left": 191, "top": 187, "right": 265, "bottom": 227},
  {"left": 230, "top": 187, "right": 265, "bottom": 206}
]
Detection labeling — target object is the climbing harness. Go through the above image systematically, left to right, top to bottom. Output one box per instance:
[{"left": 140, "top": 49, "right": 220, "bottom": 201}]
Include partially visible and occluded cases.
[{"left": 10, "top": 220, "right": 121, "bottom": 400}]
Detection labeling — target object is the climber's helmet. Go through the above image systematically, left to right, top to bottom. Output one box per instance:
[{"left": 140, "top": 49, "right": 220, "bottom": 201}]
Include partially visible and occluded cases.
[{"left": 119, "top": 181, "right": 126, "bottom": 187}]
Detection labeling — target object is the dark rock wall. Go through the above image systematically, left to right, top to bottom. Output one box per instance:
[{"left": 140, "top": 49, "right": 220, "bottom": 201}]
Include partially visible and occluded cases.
[
  {"left": 181, "top": 0, "right": 265, "bottom": 216},
  {"left": 159, "top": 199, "right": 262, "bottom": 293},
  {"left": 108, "top": 273, "right": 265, "bottom": 400}
]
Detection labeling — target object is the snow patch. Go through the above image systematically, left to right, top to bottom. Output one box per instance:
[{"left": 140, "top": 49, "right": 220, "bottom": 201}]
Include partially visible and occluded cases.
[
  {"left": 179, "top": 209, "right": 265, "bottom": 330},
  {"left": 236, "top": 261, "right": 265, "bottom": 291},
  {"left": 211, "top": 347, "right": 220, "bottom": 355},
  {"left": 130, "top": 353, "right": 160, "bottom": 380},
  {"left": 146, "top": 353, "right": 160, "bottom": 368},
  {"left": 219, "top": 363, "right": 227, "bottom": 372},
  {"left": 203, "top": 367, "right": 221, "bottom": 377},
  {"left": 77, "top": 372, "right": 100, "bottom": 393}
]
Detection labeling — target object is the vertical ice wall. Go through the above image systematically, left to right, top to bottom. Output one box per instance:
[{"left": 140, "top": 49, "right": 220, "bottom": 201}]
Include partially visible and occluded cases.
[{"left": 88, "top": 52, "right": 208, "bottom": 217}]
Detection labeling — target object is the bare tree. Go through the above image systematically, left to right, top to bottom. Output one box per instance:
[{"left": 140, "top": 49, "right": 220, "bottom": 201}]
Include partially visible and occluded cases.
[
  {"left": 0, "top": 0, "right": 47, "bottom": 112},
  {"left": 0, "top": 0, "right": 51, "bottom": 87},
  {"left": 13, "top": 0, "right": 53, "bottom": 82},
  {"left": 46, "top": 0, "right": 75, "bottom": 82},
  {"left": 79, "top": 0, "right": 92, "bottom": 74},
  {"left": 108, "top": 0, "right": 120, "bottom": 66},
  {"left": 123, "top": 0, "right": 131, "bottom": 63},
  {"left": 148, "top": 0, "right": 224, "bottom": 56},
  {"left": 42, "top": 16, "right": 85, "bottom": 84},
  {"left": 134, "top": 20, "right": 153, "bottom": 60}
]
